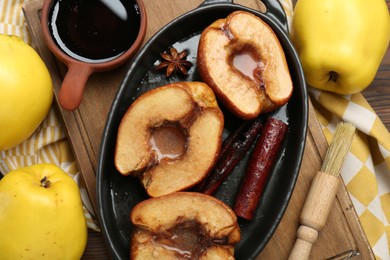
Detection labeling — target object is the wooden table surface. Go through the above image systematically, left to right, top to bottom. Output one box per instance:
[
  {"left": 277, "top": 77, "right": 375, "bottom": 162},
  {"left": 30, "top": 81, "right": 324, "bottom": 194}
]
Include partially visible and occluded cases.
[{"left": 79, "top": 2, "right": 390, "bottom": 260}]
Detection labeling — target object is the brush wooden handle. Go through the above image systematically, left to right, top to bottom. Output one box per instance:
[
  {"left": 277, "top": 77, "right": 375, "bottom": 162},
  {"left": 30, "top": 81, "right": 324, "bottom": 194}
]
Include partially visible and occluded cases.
[{"left": 288, "top": 171, "right": 340, "bottom": 260}]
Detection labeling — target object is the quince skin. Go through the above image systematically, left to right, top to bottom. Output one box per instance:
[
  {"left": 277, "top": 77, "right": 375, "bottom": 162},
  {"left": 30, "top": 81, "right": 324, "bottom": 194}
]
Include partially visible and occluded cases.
[
  {"left": 291, "top": 0, "right": 390, "bottom": 94},
  {"left": 0, "top": 34, "right": 53, "bottom": 151},
  {"left": 0, "top": 164, "right": 87, "bottom": 259}
]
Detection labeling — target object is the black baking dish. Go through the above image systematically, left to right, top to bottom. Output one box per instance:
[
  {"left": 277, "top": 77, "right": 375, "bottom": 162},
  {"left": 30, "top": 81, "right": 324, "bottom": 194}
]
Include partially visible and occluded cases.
[{"left": 97, "top": 0, "right": 308, "bottom": 259}]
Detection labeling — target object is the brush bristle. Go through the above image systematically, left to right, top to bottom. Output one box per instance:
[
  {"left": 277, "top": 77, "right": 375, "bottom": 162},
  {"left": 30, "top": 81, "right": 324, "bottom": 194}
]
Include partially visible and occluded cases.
[{"left": 321, "top": 122, "right": 356, "bottom": 177}]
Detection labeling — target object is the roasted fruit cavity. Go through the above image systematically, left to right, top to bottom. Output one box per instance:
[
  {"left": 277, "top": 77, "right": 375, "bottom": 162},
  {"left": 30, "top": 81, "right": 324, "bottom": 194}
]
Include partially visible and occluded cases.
[
  {"left": 197, "top": 10, "right": 293, "bottom": 119},
  {"left": 115, "top": 81, "right": 224, "bottom": 197},
  {"left": 130, "top": 192, "right": 240, "bottom": 259}
]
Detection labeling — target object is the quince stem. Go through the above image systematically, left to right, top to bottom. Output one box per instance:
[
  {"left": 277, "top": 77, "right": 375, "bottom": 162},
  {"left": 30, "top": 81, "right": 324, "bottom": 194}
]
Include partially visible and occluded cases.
[
  {"left": 329, "top": 71, "right": 338, "bottom": 82},
  {"left": 40, "top": 176, "right": 52, "bottom": 188}
]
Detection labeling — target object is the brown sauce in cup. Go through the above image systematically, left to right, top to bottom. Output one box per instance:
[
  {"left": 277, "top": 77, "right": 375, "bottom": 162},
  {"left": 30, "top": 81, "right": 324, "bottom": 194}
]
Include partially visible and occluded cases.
[{"left": 48, "top": 0, "right": 141, "bottom": 63}]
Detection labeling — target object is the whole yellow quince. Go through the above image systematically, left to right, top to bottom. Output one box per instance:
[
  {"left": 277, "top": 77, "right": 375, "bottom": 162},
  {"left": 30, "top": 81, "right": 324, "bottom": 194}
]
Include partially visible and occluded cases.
[
  {"left": 291, "top": 0, "right": 390, "bottom": 94},
  {"left": 0, "top": 34, "right": 53, "bottom": 151},
  {"left": 0, "top": 164, "right": 87, "bottom": 259}
]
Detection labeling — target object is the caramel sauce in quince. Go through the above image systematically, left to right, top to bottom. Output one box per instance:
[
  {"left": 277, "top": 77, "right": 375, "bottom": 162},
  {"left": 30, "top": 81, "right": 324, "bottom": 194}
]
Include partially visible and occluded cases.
[
  {"left": 232, "top": 50, "right": 264, "bottom": 86},
  {"left": 150, "top": 123, "right": 187, "bottom": 161},
  {"left": 148, "top": 220, "right": 228, "bottom": 259}
]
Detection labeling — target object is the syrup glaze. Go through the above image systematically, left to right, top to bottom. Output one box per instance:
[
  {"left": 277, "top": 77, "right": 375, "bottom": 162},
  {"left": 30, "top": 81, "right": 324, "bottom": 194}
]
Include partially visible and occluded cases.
[{"left": 48, "top": 0, "right": 141, "bottom": 63}]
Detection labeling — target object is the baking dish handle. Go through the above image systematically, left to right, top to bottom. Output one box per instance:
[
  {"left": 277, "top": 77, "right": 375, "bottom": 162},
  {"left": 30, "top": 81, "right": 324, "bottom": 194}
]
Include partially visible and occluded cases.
[
  {"left": 200, "top": 0, "right": 289, "bottom": 33},
  {"left": 201, "top": 0, "right": 233, "bottom": 6},
  {"left": 262, "top": 0, "right": 289, "bottom": 33}
]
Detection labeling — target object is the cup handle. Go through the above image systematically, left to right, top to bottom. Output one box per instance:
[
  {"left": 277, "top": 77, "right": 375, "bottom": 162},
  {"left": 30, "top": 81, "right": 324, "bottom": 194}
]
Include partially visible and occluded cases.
[{"left": 58, "top": 64, "right": 93, "bottom": 111}]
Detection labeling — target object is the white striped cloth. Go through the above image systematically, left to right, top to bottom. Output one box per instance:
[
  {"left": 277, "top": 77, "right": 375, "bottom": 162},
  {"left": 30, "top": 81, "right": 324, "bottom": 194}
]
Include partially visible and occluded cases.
[{"left": 0, "top": 0, "right": 99, "bottom": 231}]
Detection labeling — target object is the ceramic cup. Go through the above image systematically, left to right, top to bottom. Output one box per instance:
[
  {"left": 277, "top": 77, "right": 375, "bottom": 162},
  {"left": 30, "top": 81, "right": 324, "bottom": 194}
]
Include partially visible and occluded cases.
[{"left": 40, "top": 0, "right": 147, "bottom": 111}]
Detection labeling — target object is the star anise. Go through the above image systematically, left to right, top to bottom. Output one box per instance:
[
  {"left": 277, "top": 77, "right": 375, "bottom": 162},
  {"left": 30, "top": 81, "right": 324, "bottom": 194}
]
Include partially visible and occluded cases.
[{"left": 155, "top": 47, "right": 193, "bottom": 77}]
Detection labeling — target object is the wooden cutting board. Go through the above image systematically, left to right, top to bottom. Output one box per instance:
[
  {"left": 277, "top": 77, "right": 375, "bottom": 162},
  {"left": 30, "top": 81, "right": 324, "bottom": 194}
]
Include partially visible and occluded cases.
[{"left": 23, "top": 0, "right": 374, "bottom": 259}]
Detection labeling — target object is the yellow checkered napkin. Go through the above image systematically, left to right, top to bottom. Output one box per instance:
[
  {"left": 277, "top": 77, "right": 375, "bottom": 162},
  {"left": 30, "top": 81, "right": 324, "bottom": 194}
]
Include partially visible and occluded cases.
[
  {"left": 284, "top": 0, "right": 390, "bottom": 257},
  {"left": 309, "top": 88, "right": 390, "bottom": 259}
]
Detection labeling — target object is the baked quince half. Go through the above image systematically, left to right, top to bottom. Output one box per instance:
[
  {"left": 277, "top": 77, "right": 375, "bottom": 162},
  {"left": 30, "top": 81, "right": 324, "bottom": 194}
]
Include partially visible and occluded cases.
[
  {"left": 197, "top": 11, "right": 293, "bottom": 119},
  {"left": 115, "top": 82, "right": 224, "bottom": 197},
  {"left": 130, "top": 192, "right": 241, "bottom": 259}
]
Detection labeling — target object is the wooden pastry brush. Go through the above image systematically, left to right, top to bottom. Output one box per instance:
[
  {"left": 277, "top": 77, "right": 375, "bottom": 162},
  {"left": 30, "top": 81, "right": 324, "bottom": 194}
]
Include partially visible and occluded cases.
[{"left": 288, "top": 122, "right": 356, "bottom": 260}]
